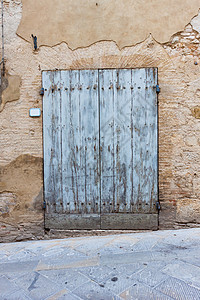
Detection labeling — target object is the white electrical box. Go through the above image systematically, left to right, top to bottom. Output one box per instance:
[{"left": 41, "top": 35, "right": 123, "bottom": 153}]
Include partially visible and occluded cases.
[{"left": 29, "top": 108, "right": 41, "bottom": 117}]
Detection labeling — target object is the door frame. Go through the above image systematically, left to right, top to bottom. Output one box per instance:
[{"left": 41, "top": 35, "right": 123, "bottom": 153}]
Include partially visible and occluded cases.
[{"left": 42, "top": 68, "right": 159, "bottom": 230}]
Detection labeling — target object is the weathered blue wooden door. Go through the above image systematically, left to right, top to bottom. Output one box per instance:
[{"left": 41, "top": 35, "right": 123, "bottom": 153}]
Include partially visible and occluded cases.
[{"left": 43, "top": 68, "right": 158, "bottom": 230}]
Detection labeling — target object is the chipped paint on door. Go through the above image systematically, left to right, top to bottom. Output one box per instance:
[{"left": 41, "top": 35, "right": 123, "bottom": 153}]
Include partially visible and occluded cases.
[{"left": 43, "top": 68, "right": 158, "bottom": 230}]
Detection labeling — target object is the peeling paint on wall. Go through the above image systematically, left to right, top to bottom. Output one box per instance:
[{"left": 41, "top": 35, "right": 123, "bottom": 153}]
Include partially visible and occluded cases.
[
  {"left": 17, "top": 0, "right": 200, "bottom": 49},
  {"left": 191, "top": 10, "right": 200, "bottom": 34},
  {"left": 0, "top": 74, "right": 21, "bottom": 112},
  {"left": 0, "top": 154, "right": 43, "bottom": 205},
  {"left": 0, "top": 155, "right": 44, "bottom": 242}
]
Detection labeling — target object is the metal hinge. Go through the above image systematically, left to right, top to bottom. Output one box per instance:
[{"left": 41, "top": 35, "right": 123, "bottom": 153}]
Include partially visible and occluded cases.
[
  {"left": 156, "top": 84, "right": 160, "bottom": 94},
  {"left": 40, "top": 88, "right": 44, "bottom": 95},
  {"left": 43, "top": 200, "right": 46, "bottom": 209},
  {"left": 156, "top": 201, "right": 161, "bottom": 211}
]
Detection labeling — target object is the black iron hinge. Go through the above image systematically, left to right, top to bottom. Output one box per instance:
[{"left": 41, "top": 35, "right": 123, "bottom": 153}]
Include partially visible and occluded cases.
[
  {"left": 156, "top": 84, "right": 160, "bottom": 94},
  {"left": 40, "top": 88, "right": 44, "bottom": 95},
  {"left": 43, "top": 200, "right": 46, "bottom": 209},
  {"left": 156, "top": 201, "right": 161, "bottom": 211}
]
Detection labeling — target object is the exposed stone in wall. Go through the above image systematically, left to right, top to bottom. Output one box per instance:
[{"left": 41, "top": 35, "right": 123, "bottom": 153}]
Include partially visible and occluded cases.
[
  {"left": 1, "top": 0, "right": 200, "bottom": 241},
  {"left": 17, "top": 0, "right": 200, "bottom": 49},
  {"left": 157, "top": 20, "right": 200, "bottom": 229},
  {"left": 164, "top": 24, "right": 200, "bottom": 58},
  {"left": 191, "top": 107, "right": 200, "bottom": 119},
  {"left": 0, "top": 192, "right": 16, "bottom": 214},
  {"left": 177, "top": 199, "right": 200, "bottom": 224}
]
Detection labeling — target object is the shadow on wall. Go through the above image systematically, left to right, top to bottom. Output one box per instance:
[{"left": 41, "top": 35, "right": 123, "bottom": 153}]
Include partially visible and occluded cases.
[{"left": 0, "top": 73, "right": 21, "bottom": 112}]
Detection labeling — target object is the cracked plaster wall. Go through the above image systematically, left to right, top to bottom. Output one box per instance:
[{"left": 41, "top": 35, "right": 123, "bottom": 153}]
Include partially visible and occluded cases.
[{"left": 0, "top": 0, "right": 200, "bottom": 241}]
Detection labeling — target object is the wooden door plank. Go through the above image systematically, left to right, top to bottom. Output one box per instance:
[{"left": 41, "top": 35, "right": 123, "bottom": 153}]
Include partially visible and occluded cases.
[
  {"left": 100, "top": 68, "right": 158, "bottom": 217},
  {"left": 132, "top": 68, "right": 158, "bottom": 213},
  {"left": 99, "top": 69, "right": 116, "bottom": 214},
  {"left": 99, "top": 69, "right": 134, "bottom": 214},
  {"left": 114, "top": 69, "right": 133, "bottom": 213},
  {"left": 60, "top": 70, "right": 71, "bottom": 213},
  {"left": 61, "top": 70, "right": 100, "bottom": 215},
  {"left": 61, "top": 70, "right": 76, "bottom": 214},
  {"left": 43, "top": 71, "right": 63, "bottom": 215},
  {"left": 43, "top": 71, "right": 52, "bottom": 215},
  {"left": 45, "top": 213, "right": 101, "bottom": 230},
  {"left": 101, "top": 213, "right": 158, "bottom": 230}
]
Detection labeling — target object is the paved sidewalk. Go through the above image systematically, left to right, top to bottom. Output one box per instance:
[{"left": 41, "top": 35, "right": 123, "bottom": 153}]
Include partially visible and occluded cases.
[{"left": 0, "top": 228, "right": 200, "bottom": 299}]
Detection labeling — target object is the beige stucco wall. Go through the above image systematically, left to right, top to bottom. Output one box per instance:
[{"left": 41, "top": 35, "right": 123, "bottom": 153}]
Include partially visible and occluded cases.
[
  {"left": 1, "top": 0, "right": 200, "bottom": 241},
  {"left": 17, "top": 0, "right": 200, "bottom": 49}
]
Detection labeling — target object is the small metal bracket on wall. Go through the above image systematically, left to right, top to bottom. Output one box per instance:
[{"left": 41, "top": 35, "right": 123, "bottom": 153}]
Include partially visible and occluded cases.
[{"left": 31, "top": 34, "right": 38, "bottom": 50}]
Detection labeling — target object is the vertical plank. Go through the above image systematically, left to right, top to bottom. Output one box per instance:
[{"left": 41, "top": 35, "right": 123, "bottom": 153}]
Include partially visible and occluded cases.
[
  {"left": 100, "top": 68, "right": 158, "bottom": 215},
  {"left": 132, "top": 68, "right": 158, "bottom": 212},
  {"left": 99, "top": 69, "right": 115, "bottom": 214},
  {"left": 99, "top": 69, "right": 133, "bottom": 213},
  {"left": 114, "top": 69, "right": 132, "bottom": 213},
  {"left": 43, "top": 70, "right": 62, "bottom": 214},
  {"left": 60, "top": 70, "right": 71, "bottom": 213},
  {"left": 61, "top": 70, "right": 100, "bottom": 214},
  {"left": 61, "top": 70, "right": 78, "bottom": 214},
  {"left": 79, "top": 70, "right": 100, "bottom": 214},
  {"left": 43, "top": 71, "right": 52, "bottom": 215}
]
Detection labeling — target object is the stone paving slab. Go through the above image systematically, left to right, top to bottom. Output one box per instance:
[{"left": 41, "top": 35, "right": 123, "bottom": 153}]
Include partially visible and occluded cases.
[
  {"left": 0, "top": 228, "right": 200, "bottom": 299},
  {"left": 36, "top": 255, "right": 99, "bottom": 271},
  {"left": 0, "top": 261, "right": 39, "bottom": 275},
  {"left": 162, "top": 261, "right": 200, "bottom": 289},
  {"left": 112, "top": 262, "right": 145, "bottom": 277},
  {"left": 74, "top": 265, "right": 114, "bottom": 285},
  {"left": 133, "top": 266, "right": 170, "bottom": 288},
  {"left": 39, "top": 269, "right": 90, "bottom": 292},
  {"left": 12, "top": 271, "right": 62, "bottom": 300},
  {"left": 0, "top": 276, "right": 21, "bottom": 297},
  {"left": 155, "top": 277, "right": 200, "bottom": 300},
  {"left": 72, "top": 281, "right": 122, "bottom": 300},
  {"left": 119, "top": 281, "right": 173, "bottom": 300},
  {"left": 1, "top": 290, "right": 32, "bottom": 300}
]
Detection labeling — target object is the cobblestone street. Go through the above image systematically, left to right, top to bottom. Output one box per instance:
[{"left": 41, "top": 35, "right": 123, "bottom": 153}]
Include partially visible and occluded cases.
[{"left": 0, "top": 228, "right": 200, "bottom": 299}]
